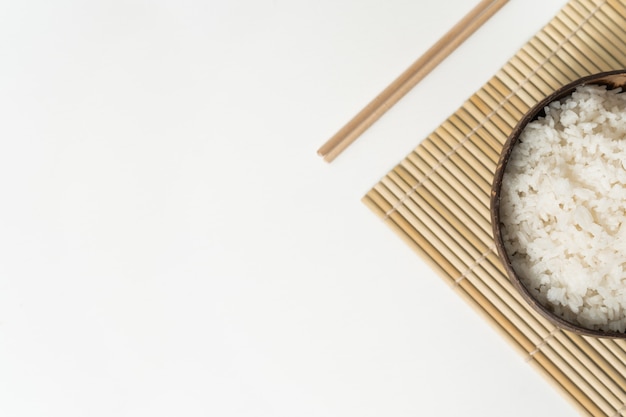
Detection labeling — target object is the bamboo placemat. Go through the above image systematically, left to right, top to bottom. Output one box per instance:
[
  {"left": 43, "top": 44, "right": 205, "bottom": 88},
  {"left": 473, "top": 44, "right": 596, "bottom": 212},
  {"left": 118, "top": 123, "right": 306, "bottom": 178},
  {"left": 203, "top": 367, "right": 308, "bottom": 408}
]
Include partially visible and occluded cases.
[{"left": 363, "top": 0, "right": 626, "bottom": 416}]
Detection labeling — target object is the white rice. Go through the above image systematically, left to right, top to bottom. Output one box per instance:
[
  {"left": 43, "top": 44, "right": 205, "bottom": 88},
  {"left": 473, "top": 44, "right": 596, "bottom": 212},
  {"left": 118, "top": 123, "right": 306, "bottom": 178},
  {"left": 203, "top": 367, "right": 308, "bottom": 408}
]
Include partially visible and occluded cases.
[{"left": 501, "top": 84, "right": 626, "bottom": 332}]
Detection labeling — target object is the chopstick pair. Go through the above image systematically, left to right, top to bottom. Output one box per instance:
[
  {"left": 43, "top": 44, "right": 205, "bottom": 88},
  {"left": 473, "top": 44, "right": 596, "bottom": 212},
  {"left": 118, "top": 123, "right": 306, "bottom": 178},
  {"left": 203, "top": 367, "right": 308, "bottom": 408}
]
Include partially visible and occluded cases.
[{"left": 317, "top": 0, "right": 509, "bottom": 163}]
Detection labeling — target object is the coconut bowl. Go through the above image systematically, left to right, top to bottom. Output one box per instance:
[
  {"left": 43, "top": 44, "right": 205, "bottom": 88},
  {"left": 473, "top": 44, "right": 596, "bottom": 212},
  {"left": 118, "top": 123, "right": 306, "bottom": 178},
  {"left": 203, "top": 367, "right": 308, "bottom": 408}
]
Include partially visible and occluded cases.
[{"left": 491, "top": 69, "right": 626, "bottom": 339}]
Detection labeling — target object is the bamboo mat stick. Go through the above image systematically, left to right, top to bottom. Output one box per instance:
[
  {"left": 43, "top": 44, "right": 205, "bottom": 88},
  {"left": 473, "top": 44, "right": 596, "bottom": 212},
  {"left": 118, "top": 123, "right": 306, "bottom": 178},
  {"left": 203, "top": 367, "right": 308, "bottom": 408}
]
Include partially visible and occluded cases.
[
  {"left": 317, "top": 0, "right": 509, "bottom": 162},
  {"left": 560, "top": 10, "right": 621, "bottom": 66},
  {"left": 434, "top": 114, "right": 502, "bottom": 162},
  {"left": 399, "top": 162, "right": 491, "bottom": 236},
  {"left": 569, "top": 336, "right": 626, "bottom": 392},
  {"left": 601, "top": 339, "right": 626, "bottom": 367}
]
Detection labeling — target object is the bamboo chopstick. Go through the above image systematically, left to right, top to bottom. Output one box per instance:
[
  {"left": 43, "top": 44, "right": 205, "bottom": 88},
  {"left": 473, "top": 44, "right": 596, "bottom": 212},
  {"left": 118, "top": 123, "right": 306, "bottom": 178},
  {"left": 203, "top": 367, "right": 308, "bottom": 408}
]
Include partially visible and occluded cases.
[{"left": 317, "top": 0, "right": 509, "bottom": 163}]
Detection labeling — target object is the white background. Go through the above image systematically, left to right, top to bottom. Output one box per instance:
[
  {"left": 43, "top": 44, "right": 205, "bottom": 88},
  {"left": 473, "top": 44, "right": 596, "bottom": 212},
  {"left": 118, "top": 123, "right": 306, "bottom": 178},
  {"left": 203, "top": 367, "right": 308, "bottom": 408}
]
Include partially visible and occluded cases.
[{"left": 0, "top": 0, "right": 581, "bottom": 416}]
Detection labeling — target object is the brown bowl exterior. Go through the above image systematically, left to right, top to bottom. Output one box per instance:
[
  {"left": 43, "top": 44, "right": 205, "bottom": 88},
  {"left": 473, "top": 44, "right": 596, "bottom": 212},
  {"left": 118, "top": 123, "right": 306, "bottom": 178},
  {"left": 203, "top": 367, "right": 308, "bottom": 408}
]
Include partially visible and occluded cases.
[{"left": 491, "top": 69, "right": 626, "bottom": 339}]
